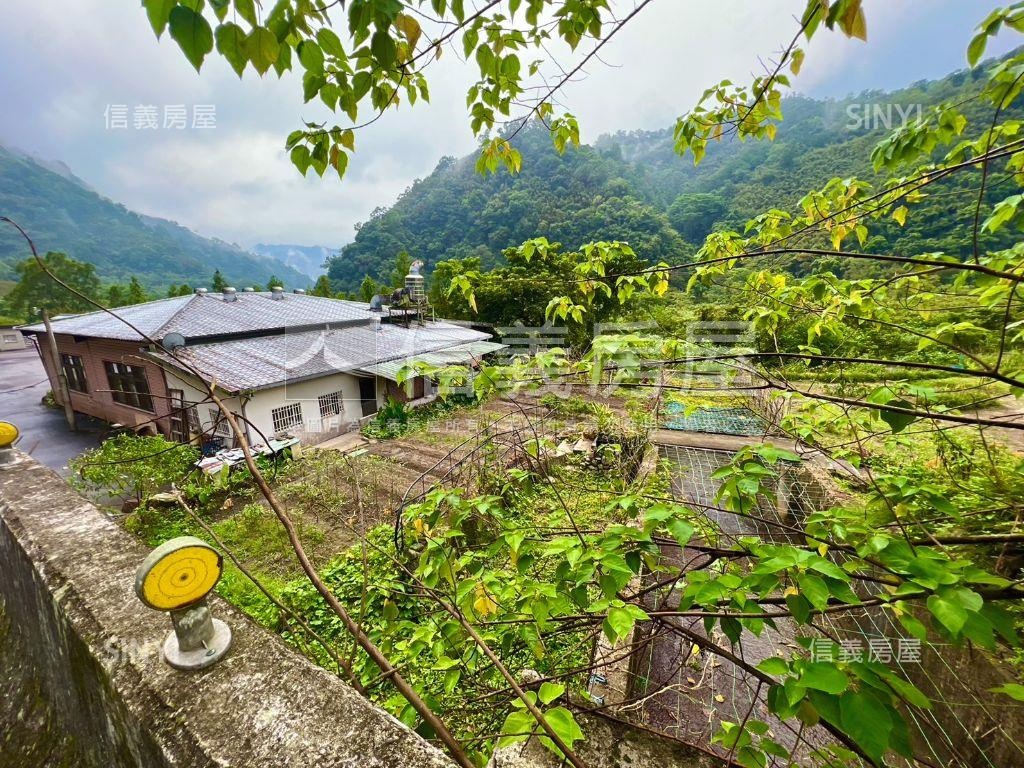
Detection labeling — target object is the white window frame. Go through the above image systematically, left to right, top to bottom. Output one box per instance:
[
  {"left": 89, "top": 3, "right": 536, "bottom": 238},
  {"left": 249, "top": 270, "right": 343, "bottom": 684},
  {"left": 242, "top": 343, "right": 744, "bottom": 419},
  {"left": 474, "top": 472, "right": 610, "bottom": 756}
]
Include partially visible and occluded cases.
[
  {"left": 318, "top": 390, "right": 343, "bottom": 419},
  {"left": 271, "top": 402, "right": 304, "bottom": 434}
]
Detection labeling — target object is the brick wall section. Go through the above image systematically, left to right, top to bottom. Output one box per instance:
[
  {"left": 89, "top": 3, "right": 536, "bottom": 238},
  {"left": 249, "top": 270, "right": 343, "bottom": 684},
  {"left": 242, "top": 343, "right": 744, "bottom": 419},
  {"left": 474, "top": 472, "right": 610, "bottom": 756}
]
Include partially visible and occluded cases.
[{"left": 32, "top": 333, "right": 172, "bottom": 436}]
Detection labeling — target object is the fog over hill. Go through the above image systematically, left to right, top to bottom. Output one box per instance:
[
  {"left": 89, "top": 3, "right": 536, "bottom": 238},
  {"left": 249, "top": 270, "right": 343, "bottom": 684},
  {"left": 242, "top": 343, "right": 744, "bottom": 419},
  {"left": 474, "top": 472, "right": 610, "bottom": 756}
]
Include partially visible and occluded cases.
[
  {"left": 0, "top": 145, "right": 309, "bottom": 290},
  {"left": 251, "top": 243, "right": 337, "bottom": 281}
]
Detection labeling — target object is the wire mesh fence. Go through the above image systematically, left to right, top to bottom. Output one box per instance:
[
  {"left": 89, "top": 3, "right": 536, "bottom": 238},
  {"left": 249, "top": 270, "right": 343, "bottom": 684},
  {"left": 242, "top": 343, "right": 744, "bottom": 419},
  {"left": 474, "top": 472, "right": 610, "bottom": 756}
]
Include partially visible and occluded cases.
[{"left": 632, "top": 441, "right": 1024, "bottom": 767}]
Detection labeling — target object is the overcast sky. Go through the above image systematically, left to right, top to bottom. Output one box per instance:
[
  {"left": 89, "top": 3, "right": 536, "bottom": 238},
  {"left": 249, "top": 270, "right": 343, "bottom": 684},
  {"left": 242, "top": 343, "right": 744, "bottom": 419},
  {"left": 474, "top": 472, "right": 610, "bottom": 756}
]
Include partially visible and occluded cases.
[{"left": 0, "top": 1, "right": 1018, "bottom": 251}]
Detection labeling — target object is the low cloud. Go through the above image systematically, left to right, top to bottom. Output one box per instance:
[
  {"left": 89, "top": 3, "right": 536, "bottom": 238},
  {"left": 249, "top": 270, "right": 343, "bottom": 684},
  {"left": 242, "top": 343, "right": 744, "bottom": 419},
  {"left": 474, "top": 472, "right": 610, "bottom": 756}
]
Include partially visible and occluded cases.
[{"left": 0, "top": 0, "right": 1017, "bottom": 251}]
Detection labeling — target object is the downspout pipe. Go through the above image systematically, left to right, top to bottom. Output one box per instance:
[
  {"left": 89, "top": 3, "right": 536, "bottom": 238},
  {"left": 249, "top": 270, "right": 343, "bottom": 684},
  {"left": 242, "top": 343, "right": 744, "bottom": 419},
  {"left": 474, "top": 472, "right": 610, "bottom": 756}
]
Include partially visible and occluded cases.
[{"left": 239, "top": 392, "right": 255, "bottom": 446}]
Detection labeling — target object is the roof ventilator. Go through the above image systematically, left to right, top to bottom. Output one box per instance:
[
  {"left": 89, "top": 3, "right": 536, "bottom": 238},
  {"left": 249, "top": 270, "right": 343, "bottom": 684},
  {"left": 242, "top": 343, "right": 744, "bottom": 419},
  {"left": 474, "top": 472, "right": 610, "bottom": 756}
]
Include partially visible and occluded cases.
[
  {"left": 270, "top": 286, "right": 284, "bottom": 300},
  {"left": 222, "top": 287, "right": 237, "bottom": 302}
]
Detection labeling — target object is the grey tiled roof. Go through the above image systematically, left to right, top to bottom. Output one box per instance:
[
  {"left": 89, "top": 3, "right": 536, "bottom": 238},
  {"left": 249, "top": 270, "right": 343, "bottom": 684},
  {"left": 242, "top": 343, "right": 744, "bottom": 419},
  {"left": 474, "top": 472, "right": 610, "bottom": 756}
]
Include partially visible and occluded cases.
[
  {"left": 20, "top": 292, "right": 376, "bottom": 342},
  {"left": 161, "top": 293, "right": 374, "bottom": 338},
  {"left": 19, "top": 295, "right": 195, "bottom": 341},
  {"left": 154, "top": 320, "right": 491, "bottom": 392},
  {"left": 358, "top": 341, "right": 507, "bottom": 381}
]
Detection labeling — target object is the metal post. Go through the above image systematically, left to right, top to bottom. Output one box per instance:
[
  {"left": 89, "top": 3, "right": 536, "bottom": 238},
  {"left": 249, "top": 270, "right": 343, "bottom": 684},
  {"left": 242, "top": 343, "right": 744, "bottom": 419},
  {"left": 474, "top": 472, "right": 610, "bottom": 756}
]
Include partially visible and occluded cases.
[{"left": 42, "top": 308, "right": 76, "bottom": 431}]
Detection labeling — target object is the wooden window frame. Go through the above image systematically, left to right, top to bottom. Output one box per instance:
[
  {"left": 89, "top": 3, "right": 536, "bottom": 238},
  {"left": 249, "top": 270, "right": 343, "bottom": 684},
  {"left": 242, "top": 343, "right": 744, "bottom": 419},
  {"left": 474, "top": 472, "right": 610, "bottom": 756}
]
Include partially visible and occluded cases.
[
  {"left": 60, "top": 353, "right": 88, "bottom": 393},
  {"left": 103, "top": 361, "right": 153, "bottom": 412},
  {"left": 168, "top": 389, "right": 188, "bottom": 443}
]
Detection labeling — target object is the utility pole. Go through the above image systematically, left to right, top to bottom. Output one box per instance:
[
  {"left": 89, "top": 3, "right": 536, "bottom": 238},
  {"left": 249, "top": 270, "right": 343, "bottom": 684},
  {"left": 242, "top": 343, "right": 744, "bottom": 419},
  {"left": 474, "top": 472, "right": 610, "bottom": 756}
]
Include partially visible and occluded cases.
[{"left": 42, "top": 308, "right": 76, "bottom": 431}]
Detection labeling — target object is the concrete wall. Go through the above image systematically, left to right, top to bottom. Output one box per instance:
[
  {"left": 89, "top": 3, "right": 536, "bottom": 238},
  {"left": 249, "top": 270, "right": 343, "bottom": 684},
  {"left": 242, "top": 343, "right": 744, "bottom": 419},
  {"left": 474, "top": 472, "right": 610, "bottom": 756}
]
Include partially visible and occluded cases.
[
  {"left": 0, "top": 327, "right": 26, "bottom": 351},
  {"left": 0, "top": 449, "right": 454, "bottom": 768}
]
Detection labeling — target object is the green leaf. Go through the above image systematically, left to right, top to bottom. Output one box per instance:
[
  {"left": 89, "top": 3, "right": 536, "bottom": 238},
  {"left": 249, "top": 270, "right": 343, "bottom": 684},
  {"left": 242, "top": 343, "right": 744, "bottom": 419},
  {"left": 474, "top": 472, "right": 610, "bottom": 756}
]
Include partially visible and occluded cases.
[
  {"left": 143, "top": 0, "right": 177, "bottom": 37},
  {"left": 210, "top": 0, "right": 229, "bottom": 21},
  {"left": 235, "top": 0, "right": 258, "bottom": 26},
  {"left": 169, "top": 5, "right": 214, "bottom": 72},
  {"left": 215, "top": 22, "right": 248, "bottom": 77},
  {"left": 246, "top": 27, "right": 280, "bottom": 75},
  {"left": 317, "top": 27, "right": 346, "bottom": 59},
  {"left": 462, "top": 27, "right": 479, "bottom": 59},
  {"left": 372, "top": 30, "right": 397, "bottom": 68},
  {"left": 968, "top": 31, "right": 988, "bottom": 67},
  {"left": 272, "top": 36, "right": 292, "bottom": 76},
  {"left": 298, "top": 40, "right": 325, "bottom": 72},
  {"left": 790, "top": 48, "right": 805, "bottom": 75},
  {"left": 303, "top": 71, "right": 326, "bottom": 102},
  {"left": 330, "top": 144, "right": 349, "bottom": 179},
  {"left": 290, "top": 145, "right": 312, "bottom": 175},
  {"left": 879, "top": 400, "right": 916, "bottom": 433},
  {"left": 667, "top": 518, "right": 695, "bottom": 549},
  {"left": 797, "top": 573, "right": 831, "bottom": 611},
  {"left": 785, "top": 593, "right": 812, "bottom": 624},
  {"left": 927, "top": 594, "right": 969, "bottom": 635},
  {"left": 603, "top": 605, "right": 636, "bottom": 644},
  {"left": 897, "top": 610, "right": 929, "bottom": 640},
  {"left": 757, "top": 656, "right": 790, "bottom": 677},
  {"left": 800, "top": 662, "right": 849, "bottom": 695},
  {"left": 444, "top": 668, "right": 460, "bottom": 694},
  {"left": 880, "top": 672, "right": 932, "bottom": 709},
  {"left": 538, "top": 682, "right": 564, "bottom": 705},
  {"left": 991, "top": 683, "right": 1024, "bottom": 702},
  {"left": 839, "top": 690, "right": 893, "bottom": 764},
  {"left": 540, "top": 707, "right": 584, "bottom": 754},
  {"left": 498, "top": 710, "right": 536, "bottom": 747}
]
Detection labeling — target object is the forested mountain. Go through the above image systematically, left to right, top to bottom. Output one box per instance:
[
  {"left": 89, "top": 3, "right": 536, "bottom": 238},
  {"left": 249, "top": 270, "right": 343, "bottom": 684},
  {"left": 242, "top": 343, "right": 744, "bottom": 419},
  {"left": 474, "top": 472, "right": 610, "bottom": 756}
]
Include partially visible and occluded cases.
[
  {"left": 327, "top": 51, "right": 1023, "bottom": 292},
  {"left": 327, "top": 124, "right": 688, "bottom": 290},
  {"left": 0, "top": 145, "right": 308, "bottom": 290}
]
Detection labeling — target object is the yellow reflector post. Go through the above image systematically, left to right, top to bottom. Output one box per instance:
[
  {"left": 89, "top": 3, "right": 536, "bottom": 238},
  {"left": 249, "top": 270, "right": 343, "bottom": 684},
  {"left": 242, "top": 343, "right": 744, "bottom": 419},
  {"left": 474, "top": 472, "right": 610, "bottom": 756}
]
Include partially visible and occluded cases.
[
  {"left": 0, "top": 421, "right": 19, "bottom": 449},
  {"left": 135, "top": 536, "right": 222, "bottom": 611}
]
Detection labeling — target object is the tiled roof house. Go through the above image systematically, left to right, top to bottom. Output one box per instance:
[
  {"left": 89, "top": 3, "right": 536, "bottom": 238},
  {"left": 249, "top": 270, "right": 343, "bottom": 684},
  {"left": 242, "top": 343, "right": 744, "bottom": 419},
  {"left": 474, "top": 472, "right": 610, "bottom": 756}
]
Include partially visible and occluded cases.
[{"left": 20, "top": 288, "right": 501, "bottom": 447}]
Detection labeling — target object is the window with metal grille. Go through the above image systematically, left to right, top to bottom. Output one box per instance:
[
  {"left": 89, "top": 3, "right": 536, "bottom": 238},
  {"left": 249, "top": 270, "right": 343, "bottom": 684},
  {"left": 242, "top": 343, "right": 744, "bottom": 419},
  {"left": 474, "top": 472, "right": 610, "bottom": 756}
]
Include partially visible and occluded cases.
[
  {"left": 60, "top": 353, "right": 88, "bottom": 393},
  {"left": 103, "top": 361, "right": 153, "bottom": 411},
  {"left": 318, "top": 390, "right": 342, "bottom": 418},
  {"left": 271, "top": 402, "right": 303, "bottom": 433},
  {"left": 207, "top": 407, "right": 231, "bottom": 436}
]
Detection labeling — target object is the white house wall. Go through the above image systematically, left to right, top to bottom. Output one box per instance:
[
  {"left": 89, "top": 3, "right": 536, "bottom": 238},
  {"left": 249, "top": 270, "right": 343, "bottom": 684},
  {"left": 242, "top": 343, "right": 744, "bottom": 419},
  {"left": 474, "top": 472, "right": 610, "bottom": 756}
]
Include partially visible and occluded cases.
[
  {"left": 165, "top": 367, "right": 389, "bottom": 446},
  {"left": 243, "top": 372, "right": 367, "bottom": 444},
  {"left": 165, "top": 375, "right": 248, "bottom": 445}
]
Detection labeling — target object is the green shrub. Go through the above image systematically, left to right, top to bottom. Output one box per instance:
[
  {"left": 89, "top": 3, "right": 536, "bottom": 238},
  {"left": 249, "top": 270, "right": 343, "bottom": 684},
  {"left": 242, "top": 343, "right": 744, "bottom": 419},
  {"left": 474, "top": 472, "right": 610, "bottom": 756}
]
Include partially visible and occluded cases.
[{"left": 70, "top": 433, "right": 198, "bottom": 502}]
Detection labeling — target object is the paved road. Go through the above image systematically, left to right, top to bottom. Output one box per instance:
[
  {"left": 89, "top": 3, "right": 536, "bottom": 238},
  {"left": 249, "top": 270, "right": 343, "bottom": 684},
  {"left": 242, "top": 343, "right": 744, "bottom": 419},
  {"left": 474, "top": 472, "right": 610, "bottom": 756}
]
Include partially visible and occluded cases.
[{"left": 0, "top": 346, "right": 101, "bottom": 474}]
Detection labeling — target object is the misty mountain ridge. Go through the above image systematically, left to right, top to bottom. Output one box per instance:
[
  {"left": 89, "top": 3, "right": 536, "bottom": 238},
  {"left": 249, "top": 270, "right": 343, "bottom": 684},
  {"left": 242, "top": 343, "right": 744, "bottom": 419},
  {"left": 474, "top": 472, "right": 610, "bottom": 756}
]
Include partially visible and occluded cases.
[
  {"left": 0, "top": 144, "right": 309, "bottom": 290},
  {"left": 252, "top": 243, "right": 338, "bottom": 280}
]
